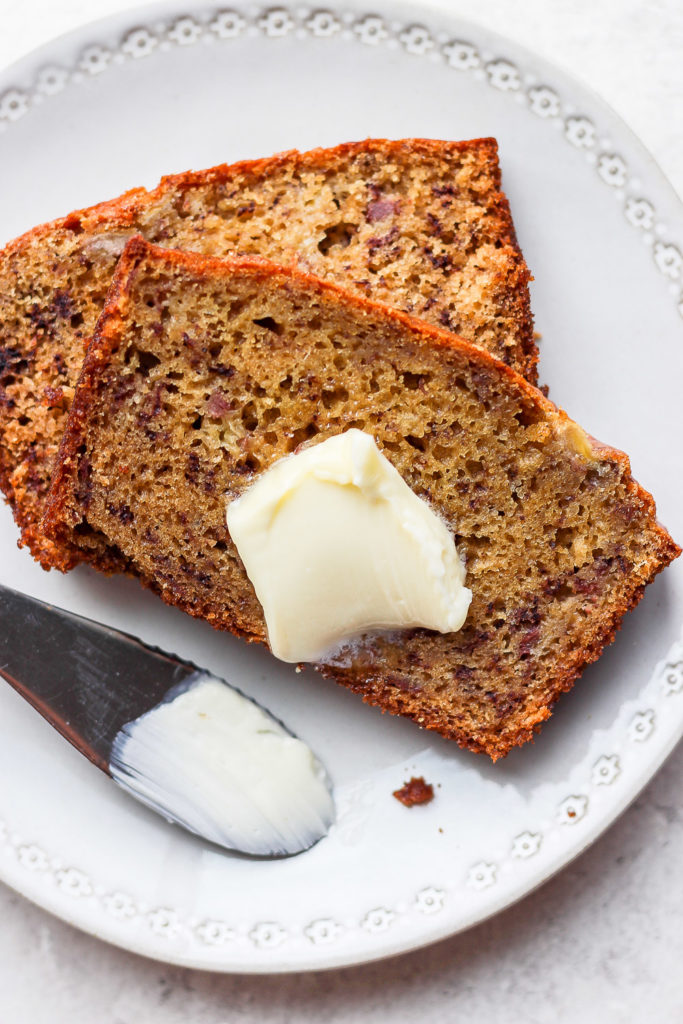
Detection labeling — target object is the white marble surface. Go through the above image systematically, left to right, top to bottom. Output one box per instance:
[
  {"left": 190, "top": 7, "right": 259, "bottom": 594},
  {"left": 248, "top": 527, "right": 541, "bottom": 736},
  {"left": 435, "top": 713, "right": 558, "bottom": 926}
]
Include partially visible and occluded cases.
[{"left": 1, "top": 0, "right": 682, "bottom": 1019}]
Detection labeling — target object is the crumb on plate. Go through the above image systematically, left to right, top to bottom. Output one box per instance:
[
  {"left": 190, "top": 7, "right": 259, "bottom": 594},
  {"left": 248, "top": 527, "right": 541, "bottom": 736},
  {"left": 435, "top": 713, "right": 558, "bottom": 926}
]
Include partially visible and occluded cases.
[{"left": 393, "top": 776, "right": 434, "bottom": 807}]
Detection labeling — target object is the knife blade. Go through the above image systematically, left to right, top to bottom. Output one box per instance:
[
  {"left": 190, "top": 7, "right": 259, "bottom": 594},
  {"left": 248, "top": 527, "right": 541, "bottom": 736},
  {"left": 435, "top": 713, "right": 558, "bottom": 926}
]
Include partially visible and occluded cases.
[{"left": 0, "top": 584, "right": 334, "bottom": 856}]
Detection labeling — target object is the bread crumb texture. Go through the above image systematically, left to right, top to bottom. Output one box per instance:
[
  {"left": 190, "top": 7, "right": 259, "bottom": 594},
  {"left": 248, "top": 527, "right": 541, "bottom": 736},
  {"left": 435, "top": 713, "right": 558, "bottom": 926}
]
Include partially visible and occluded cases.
[
  {"left": 0, "top": 138, "right": 534, "bottom": 568},
  {"left": 43, "top": 240, "right": 679, "bottom": 758}
]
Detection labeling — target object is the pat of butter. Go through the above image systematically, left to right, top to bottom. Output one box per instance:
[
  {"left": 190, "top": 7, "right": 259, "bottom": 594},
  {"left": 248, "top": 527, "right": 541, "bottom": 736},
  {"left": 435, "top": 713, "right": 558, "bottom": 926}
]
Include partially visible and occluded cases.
[{"left": 226, "top": 429, "right": 471, "bottom": 663}]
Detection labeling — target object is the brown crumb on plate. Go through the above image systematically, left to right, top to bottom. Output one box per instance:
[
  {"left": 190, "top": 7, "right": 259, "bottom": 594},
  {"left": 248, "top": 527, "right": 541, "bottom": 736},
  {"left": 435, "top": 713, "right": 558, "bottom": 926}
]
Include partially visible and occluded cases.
[{"left": 393, "top": 776, "right": 434, "bottom": 807}]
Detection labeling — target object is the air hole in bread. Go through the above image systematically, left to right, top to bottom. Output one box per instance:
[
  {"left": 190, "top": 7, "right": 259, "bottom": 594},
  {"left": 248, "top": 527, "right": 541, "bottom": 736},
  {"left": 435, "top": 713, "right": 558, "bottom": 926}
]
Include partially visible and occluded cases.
[
  {"left": 318, "top": 223, "right": 357, "bottom": 255},
  {"left": 252, "top": 316, "right": 282, "bottom": 335},
  {"left": 136, "top": 350, "right": 161, "bottom": 376},
  {"left": 403, "top": 371, "right": 431, "bottom": 390},
  {"left": 321, "top": 387, "right": 349, "bottom": 409},
  {"left": 241, "top": 402, "right": 258, "bottom": 431},
  {"left": 514, "top": 405, "right": 544, "bottom": 428},
  {"left": 262, "top": 407, "right": 281, "bottom": 425},
  {"left": 287, "top": 423, "right": 319, "bottom": 451},
  {"left": 405, "top": 434, "right": 427, "bottom": 452}
]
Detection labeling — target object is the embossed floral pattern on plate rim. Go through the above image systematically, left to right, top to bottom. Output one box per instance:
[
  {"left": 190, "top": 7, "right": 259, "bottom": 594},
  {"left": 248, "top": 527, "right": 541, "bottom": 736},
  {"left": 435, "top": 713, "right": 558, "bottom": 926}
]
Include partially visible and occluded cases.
[{"left": 0, "top": 3, "right": 680, "bottom": 316}]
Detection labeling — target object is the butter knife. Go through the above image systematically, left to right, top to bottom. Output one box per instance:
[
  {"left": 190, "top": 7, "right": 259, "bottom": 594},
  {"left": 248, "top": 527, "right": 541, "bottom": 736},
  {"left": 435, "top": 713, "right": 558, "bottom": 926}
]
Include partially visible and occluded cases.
[{"left": 0, "top": 584, "right": 334, "bottom": 856}]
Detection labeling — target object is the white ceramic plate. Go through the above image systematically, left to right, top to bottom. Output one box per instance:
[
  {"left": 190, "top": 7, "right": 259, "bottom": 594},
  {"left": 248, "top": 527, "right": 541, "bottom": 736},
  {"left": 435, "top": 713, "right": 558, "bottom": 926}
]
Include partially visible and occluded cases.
[{"left": 0, "top": 0, "right": 682, "bottom": 973}]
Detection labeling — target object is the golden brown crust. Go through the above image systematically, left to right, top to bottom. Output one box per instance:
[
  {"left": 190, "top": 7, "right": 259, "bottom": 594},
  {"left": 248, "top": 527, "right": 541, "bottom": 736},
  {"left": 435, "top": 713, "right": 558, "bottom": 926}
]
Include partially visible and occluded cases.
[{"left": 43, "top": 239, "right": 679, "bottom": 759}]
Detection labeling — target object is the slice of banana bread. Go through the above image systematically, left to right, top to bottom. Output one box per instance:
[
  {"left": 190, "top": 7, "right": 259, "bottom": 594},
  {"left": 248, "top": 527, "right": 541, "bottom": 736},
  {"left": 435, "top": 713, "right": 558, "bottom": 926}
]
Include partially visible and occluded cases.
[
  {"left": 0, "top": 137, "right": 534, "bottom": 570},
  {"left": 43, "top": 238, "right": 678, "bottom": 758}
]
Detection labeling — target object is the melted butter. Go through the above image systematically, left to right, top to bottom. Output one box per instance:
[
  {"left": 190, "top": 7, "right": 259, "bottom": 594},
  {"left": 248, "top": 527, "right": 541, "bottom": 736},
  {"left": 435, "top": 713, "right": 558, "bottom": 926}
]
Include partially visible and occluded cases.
[{"left": 226, "top": 429, "right": 471, "bottom": 663}]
